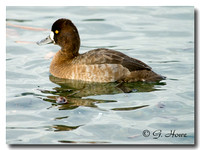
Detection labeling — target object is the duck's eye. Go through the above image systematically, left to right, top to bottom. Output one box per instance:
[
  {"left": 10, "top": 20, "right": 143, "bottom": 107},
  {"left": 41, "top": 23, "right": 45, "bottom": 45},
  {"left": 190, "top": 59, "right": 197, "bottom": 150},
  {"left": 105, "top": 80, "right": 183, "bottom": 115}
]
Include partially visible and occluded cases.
[{"left": 55, "top": 30, "right": 59, "bottom": 34}]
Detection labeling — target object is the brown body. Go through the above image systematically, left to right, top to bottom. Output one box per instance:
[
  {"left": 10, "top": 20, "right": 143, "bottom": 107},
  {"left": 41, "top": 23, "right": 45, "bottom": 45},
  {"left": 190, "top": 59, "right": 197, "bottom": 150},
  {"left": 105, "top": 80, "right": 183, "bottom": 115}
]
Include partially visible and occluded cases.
[
  {"left": 38, "top": 18, "right": 165, "bottom": 83},
  {"left": 50, "top": 48, "right": 164, "bottom": 82}
]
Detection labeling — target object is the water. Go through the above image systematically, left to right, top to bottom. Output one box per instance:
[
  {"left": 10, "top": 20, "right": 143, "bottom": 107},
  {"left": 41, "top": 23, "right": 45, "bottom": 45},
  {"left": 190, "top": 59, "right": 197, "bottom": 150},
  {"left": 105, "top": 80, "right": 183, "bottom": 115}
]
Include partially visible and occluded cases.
[{"left": 6, "top": 6, "right": 194, "bottom": 144}]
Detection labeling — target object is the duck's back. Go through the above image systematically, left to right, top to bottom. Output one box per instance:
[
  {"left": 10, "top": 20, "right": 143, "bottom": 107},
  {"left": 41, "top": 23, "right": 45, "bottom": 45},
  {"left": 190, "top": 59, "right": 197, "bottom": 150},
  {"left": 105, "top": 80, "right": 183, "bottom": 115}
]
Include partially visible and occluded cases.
[{"left": 73, "top": 49, "right": 151, "bottom": 71}]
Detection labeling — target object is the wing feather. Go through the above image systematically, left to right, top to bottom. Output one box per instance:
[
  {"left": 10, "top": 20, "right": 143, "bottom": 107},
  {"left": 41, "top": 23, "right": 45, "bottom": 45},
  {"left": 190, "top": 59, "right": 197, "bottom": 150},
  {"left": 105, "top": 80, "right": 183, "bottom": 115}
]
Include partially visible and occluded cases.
[{"left": 74, "top": 48, "right": 151, "bottom": 71}]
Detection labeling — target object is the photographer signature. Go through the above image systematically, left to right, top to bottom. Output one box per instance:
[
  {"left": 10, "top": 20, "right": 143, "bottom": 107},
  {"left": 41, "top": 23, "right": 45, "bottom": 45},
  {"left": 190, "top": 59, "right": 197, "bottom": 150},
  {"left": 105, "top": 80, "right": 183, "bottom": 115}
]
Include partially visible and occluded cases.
[{"left": 143, "top": 130, "right": 187, "bottom": 139}]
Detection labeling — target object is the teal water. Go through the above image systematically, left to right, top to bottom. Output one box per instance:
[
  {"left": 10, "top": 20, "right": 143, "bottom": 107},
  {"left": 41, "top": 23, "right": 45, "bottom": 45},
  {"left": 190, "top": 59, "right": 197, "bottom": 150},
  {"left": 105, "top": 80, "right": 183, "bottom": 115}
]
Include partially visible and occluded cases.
[{"left": 6, "top": 6, "right": 194, "bottom": 144}]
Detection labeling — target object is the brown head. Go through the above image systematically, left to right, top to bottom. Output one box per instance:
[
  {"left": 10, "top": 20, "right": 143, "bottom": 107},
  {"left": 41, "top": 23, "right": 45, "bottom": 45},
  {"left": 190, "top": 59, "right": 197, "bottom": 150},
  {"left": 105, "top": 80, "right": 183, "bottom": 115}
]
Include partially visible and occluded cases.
[{"left": 37, "top": 18, "right": 80, "bottom": 58}]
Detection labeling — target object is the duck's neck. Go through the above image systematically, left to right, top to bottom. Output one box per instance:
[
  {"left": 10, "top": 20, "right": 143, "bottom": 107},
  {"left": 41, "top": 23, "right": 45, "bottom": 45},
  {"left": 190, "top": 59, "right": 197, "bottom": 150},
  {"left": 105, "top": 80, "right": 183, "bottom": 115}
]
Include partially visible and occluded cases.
[
  {"left": 60, "top": 33, "right": 80, "bottom": 59},
  {"left": 60, "top": 48, "right": 79, "bottom": 59},
  {"left": 53, "top": 50, "right": 76, "bottom": 65}
]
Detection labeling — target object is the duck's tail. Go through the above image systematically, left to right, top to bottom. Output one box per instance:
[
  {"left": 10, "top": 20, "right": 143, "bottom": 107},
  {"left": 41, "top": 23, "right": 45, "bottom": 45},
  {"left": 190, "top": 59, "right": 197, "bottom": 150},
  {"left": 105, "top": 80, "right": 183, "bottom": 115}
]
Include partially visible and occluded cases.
[{"left": 124, "top": 70, "right": 166, "bottom": 82}]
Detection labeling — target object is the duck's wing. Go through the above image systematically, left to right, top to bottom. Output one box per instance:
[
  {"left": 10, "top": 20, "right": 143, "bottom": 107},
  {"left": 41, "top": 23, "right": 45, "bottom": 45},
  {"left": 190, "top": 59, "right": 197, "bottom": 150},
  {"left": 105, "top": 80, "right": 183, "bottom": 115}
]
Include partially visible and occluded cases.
[{"left": 75, "top": 48, "right": 151, "bottom": 71}]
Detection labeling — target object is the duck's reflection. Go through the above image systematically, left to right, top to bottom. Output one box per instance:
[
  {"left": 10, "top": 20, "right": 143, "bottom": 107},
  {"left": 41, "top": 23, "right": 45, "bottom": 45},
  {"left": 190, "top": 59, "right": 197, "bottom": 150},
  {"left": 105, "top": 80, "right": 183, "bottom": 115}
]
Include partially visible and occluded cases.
[
  {"left": 39, "top": 75, "right": 166, "bottom": 110},
  {"left": 49, "top": 75, "right": 166, "bottom": 97},
  {"left": 43, "top": 96, "right": 116, "bottom": 110}
]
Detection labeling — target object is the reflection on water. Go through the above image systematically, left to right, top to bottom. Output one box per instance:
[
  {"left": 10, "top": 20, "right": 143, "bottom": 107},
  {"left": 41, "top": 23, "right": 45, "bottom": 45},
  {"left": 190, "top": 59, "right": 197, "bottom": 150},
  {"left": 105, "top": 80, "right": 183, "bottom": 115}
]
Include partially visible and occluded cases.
[
  {"left": 6, "top": 18, "right": 31, "bottom": 22},
  {"left": 82, "top": 18, "right": 105, "bottom": 22},
  {"left": 37, "top": 75, "right": 166, "bottom": 111},
  {"left": 49, "top": 75, "right": 166, "bottom": 97},
  {"left": 43, "top": 96, "right": 117, "bottom": 110},
  {"left": 111, "top": 105, "right": 149, "bottom": 111},
  {"left": 51, "top": 125, "right": 82, "bottom": 132}
]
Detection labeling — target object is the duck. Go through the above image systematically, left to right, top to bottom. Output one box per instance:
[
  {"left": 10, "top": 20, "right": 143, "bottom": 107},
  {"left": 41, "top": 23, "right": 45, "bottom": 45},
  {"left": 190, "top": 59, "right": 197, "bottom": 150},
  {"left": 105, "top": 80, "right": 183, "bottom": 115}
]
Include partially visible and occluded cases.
[{"left": 37, "top": 18, "right": 165, "bottom": 83}]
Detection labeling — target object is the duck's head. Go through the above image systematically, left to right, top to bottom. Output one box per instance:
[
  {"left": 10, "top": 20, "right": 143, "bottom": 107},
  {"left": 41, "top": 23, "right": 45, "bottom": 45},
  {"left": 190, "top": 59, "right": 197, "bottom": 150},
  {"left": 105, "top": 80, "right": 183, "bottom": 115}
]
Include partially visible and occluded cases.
[{"left": 37, "top": 18, "right": 80, "bottom": 56}]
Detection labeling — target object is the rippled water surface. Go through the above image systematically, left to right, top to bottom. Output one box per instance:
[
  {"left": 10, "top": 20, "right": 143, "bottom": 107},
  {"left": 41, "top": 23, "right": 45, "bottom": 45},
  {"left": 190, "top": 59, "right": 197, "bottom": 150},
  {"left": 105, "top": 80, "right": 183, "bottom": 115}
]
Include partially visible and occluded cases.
[{"left": 6, "top": 6, "right": 194, "bottom": 144}]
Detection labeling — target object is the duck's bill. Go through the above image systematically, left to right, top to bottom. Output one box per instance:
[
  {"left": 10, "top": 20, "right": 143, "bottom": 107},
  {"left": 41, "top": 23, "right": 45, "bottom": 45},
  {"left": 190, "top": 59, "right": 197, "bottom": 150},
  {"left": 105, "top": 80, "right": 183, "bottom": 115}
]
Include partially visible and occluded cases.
[{"left": 36, "top": 32, "right": 55, "bottom": 45}]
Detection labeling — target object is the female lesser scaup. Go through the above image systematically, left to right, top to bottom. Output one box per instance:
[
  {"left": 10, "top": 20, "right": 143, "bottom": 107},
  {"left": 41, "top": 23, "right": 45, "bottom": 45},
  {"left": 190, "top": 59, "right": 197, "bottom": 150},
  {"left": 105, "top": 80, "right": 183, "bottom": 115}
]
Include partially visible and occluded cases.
[{"left": 37, "top": 18, "right": 165, "bottom": 82}]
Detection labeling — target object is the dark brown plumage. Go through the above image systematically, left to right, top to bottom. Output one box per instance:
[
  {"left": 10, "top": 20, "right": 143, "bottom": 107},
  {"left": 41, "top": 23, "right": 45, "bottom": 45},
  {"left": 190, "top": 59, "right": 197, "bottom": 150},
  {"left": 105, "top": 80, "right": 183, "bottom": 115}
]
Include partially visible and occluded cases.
[{"left": 74, "top": 48, "right": 152, "bottom": 71}]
